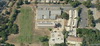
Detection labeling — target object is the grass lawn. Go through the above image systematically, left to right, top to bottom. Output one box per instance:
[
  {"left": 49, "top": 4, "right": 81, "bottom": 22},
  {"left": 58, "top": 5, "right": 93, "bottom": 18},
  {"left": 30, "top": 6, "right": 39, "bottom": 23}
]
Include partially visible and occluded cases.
[
  {"left": 15, "top": 6, "right": 50, "bottom": 46},
  {"left": 17, "top": 6, "right": 34, "bottom": 43}
]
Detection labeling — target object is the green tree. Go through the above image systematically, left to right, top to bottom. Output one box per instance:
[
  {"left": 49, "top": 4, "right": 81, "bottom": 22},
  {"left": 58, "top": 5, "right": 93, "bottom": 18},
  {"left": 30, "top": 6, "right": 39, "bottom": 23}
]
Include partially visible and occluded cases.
[
  {"left": 17, "top": 0, "right": 23, "bottom": 5},
  {"left": 25, "top": 0, "right": 30, "bottom": 4},
  {"left": 34, "top": 0, "right": 38, "bottom": 4},
  {"left": 60, "top": 0, "right": 63, "bottom": 1},
  {"left": 64, "top": 0, "right": 72, "bottom": 3},
  {"left": 83, "top": 0, "right": 92, "bottom": 8},
  {"left": 95, "top": 0, "right": 100, "bottom": 11},
  {"left": 70, "top": 1, "right": 81, "bottom": 7},
  {"left": 77, "top": 7, "right": 82, "bottom": 15},
  {"left": 10, "top": 9, "right": 19, "bottom": 22},
  {"left": 14, "top": 9, "right": 20, "bottom": 14},
  {"left": 88, "top": 9, "right": 92, "bottom": 15},
  {"left": 5, "top": 10, "right": 10, "bottom": 15},
  {"left": 61, "top": 12, "right": 69, "bottom": 20},
  {"left": 88, "top": 15, "right": 95, "bottom": 27},
  {"left": 96, "top": 18, "right": 100, "bottom": 23},
  {"left": 7, "top": 21, "right": 13, "bottom": 27},
  {"left": 1, "top": 24, "right": 7, "bottom": 30},
  {"left": 11, "top": 24, "right": 19, "bottom": 34},
  {"left": 48, "top": 28, "right": 52, "bottom": 31},
  {"left": 77, "top": 28, "right": 100, "bottom": 44},
  {"left": 62, "top": 29, "right": 67, "bottom": 35},
  {"left": 0, "top": 31, "right": 7, "bottom": 41},
  {"left": 39, "top": 36, "right": 49, "bottom": 42},
  {"left": 81, "top": 38, "right": 88, "bottom": 46},
  {"left": 5, "top": 43, "right": 15, "bottom": 46},
  {"left": 55, "top": 43, "right": 65, "bottom": 46}
]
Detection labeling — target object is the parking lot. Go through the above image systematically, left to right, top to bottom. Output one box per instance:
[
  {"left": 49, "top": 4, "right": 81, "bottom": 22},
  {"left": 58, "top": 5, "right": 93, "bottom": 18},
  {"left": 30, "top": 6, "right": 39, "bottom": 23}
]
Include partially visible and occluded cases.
[{"left": 79, "top": 5, "right": 88, "bottom": 28}]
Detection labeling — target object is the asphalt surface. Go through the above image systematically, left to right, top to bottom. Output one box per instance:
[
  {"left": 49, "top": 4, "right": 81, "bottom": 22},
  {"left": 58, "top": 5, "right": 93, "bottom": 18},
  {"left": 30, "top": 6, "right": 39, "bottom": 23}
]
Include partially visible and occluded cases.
[
  {"left": 37, "top": 4, "right": 74, "bottom": 11},
  {"left": 79, "top": 5, "right": 88, "bottom": 28}
]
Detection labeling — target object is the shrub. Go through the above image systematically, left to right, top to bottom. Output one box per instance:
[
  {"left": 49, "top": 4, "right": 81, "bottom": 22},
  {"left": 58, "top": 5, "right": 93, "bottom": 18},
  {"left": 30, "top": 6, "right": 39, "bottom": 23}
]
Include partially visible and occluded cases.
[
  {"left": 25, "top": 0, "right": 30, "bottom": 4},
  {"left": 83, "top": 0, "right": 92, "bottom": 8},
  {"left": 70, "top": 1, "right": 81, "bottom": 7},
  {"left": 61, "top": 12, "right": 69, "bottom": 20},
  {"left": 39, "top": 36, "right": 49, "bottom": 42}
]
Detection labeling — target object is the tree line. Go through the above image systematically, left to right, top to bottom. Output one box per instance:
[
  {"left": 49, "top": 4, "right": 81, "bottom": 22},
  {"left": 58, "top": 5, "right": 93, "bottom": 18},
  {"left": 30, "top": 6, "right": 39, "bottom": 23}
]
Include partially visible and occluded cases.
[
  {"left": 0, "top": 0, "right": 20, "bottom": 46},
  {"left": 77, "top": 28, "right": 100, "bottom": 46}
]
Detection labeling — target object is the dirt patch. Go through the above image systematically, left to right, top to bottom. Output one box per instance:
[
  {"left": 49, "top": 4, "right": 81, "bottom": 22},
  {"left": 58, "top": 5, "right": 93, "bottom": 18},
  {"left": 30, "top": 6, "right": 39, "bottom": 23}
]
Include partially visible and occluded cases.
[
  {"left": 64, "top": 19, "right": 68, "bottom": 26},
  {"left": 6, "top": 28, "right": 50, "bottom": 46},
  {"left": 34, "top": 29, "right": 50, "bottom": 36},
  {"left": 6, "top": 34, "right": 20, "bottom": 46}
]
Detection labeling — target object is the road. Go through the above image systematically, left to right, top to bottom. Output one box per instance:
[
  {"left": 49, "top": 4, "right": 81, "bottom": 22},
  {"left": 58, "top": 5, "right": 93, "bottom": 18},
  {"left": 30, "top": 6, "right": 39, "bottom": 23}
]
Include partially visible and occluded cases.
[
  {"left": 37, "top": 4, "right": 73, "bottom": 11},
  {"left": 79, "top": 5, "right": 88, "bottom": 28}
]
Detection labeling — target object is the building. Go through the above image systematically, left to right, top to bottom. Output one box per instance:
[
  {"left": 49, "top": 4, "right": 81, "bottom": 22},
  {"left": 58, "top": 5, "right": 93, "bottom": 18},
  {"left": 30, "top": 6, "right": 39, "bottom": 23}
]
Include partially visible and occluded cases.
[
  {"left": 36, "top": 0, "right": 60, "bottom": 3},
  {"left": 36, "top": 5, "right": 62, "bottom": 28},
  {"left": 65, "top": 10, "right": 78, "bottom": 37},
  {"left": 49, "top": 28, "right": 64, "bottom": 46},
  {"left": 67, "top": 36, "right": 83, "bottom": 46}
]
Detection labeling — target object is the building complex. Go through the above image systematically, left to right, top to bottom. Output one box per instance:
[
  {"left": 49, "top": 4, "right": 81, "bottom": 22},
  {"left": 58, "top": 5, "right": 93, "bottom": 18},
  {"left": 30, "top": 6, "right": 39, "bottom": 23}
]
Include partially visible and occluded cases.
[{"left": 35, "top": 4, "right": 83, "bottom": 46}]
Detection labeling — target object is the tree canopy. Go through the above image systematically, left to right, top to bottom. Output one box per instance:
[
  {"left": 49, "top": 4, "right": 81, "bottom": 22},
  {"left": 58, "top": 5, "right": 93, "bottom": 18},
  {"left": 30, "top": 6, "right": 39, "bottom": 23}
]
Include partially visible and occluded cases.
[
  {"left": 83, "top": 0, "right": 92, "bottom": 8},
  {"left": 95, "top": 0, "right": 100, "bottom": 11},
  {"left": 70, "top": 1, "right": 81, "bottom": 7},
  {"left": 88, "top": 9, "right": 93, "bottom": 15},
  {"left": 61, "top": 12, "right": 69, "bottom": 20},
  {"left": 77, "top": 28, "right": 100, "bottom": 45},
  {"left": 39, "top": 36, "right": 49, "bottom": 42},
  {"left": 55, "top": 43, "right": 65, "bottom": 46}
]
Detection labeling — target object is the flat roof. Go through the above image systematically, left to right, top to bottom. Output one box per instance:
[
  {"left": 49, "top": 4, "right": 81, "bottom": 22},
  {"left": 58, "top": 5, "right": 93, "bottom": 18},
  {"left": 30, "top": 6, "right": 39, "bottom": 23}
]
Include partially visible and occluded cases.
[{"left": 67, "top": 36, "right": 83, "bottom": 42}]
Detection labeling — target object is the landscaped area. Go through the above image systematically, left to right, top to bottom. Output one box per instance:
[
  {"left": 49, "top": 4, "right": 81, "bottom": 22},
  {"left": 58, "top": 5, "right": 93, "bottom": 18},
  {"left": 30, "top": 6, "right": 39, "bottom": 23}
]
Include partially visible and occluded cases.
[{"left": 17, "top": 6, "right": 34, "bottom": 43}]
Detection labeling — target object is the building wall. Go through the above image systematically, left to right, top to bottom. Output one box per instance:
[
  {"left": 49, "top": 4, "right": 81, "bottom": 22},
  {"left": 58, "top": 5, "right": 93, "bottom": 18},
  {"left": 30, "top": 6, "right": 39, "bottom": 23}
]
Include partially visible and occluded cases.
[
  {"left": 36, "top": 0, "right": 60, "bottom": 3},
  {"left": 67, "top": 41, "right": 82, "bottom": 46}
]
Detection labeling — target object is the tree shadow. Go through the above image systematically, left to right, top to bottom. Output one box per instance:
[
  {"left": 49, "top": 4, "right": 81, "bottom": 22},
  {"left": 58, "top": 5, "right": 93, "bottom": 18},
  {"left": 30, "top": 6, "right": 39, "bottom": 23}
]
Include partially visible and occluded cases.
[{"left": 95, "top": 18, "right": 100, "bottom": 23}]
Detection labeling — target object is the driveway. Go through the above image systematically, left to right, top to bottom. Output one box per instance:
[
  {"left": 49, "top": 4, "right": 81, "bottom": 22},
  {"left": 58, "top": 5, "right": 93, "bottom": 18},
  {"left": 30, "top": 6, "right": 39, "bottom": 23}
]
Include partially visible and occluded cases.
[{"left": 78, "top": 5, "right": 88, "bottom": 28}]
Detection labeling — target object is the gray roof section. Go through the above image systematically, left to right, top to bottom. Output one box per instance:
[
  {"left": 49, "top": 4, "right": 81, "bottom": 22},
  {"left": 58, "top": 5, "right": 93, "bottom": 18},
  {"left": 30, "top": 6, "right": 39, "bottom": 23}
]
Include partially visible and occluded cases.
[
  {"left": 36, "top": 5, "right": 62, "bottom": 20},
  {"left": 36, "top": 10, "right": 49, "bottom": 19},
  {"left": 51, "top": 10, "right": 61, "bottom": 16},
  {"left": 50, "top": 15, "right": 56, "bottom": 20}
]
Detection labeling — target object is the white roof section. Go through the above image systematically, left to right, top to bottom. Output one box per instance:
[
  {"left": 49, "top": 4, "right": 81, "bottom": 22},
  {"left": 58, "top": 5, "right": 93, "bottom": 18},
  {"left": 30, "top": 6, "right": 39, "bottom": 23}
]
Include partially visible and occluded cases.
[
  {"left": 51, "top": 10, "right": 61, "bottom": 16},
  {"left": 66, "top": 10, "right": 78, "bottom": 37},
  {"left": 69, "top": 10, "right": 73, "bottom": 18},
  {"left": 74, "top": 10, "right": 78, "bottom": 18},
  {"left": 67, "top": 19, "right": 72, "bottom": 26},
  {"left": 73, "top": 19, "right": 78, "bottom": 27},
  {"left": 37, "top": 21, "right": 55, "bottom": 28},
  {"left": 68, "top": 28, "right": 76, "bottom": 36},
  {"left": 49, "top": 30, "right": 64, "bottom": 46}
]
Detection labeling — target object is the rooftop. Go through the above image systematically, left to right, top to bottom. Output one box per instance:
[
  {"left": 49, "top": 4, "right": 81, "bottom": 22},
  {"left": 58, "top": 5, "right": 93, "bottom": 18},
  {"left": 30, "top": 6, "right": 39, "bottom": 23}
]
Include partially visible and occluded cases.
[
  {"left": 36, "top": 6, "right": 61, "bottom": 20},
  {"left": 49, "top": 28, "right": 64, "bottom": 45},
  {"left": 67, "top": 36, "right": 83, "bottom": 42}
]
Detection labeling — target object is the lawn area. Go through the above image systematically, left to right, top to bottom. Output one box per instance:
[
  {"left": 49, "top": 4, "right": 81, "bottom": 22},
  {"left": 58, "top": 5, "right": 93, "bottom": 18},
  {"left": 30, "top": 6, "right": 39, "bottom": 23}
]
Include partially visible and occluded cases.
[
  {"left": 6, "top": 5, "right": 50, "bottom": 46},
  {"left": 17, "top": 6, "right": 34, "bottom": 43}
]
